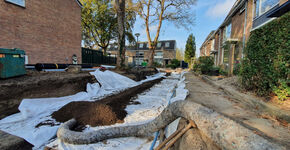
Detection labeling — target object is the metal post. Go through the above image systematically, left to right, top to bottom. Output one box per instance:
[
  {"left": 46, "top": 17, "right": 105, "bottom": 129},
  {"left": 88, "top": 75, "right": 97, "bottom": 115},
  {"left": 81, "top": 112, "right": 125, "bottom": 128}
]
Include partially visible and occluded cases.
[{"left": 135, "top": 33, "right": 140, "bottom": 66}]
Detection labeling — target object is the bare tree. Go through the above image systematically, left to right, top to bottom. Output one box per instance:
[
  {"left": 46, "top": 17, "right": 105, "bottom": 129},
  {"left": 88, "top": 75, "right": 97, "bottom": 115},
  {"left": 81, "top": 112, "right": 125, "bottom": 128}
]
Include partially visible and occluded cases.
[
  {"left": 115, "top": 0, "right": 126, "bottom": 68},
  {"left": 135, "top": 0, "right": 196, "bottom": 66}
]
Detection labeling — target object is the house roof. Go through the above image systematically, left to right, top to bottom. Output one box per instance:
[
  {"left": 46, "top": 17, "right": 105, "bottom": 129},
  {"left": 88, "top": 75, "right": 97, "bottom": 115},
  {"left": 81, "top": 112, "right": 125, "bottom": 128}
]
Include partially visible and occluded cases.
[{"left": 213, "top": 0, "right": 246, "bottom": 35}]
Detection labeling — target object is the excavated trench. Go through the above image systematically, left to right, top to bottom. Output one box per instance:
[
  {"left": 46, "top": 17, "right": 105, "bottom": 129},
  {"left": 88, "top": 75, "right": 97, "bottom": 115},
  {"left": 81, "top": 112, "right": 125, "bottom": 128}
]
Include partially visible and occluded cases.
[
  {"left": 0, "top": 71, "right": 95, "bottom": 119},
  {"left": 51, "top": 78, "right": 164, "bottom": 129}
]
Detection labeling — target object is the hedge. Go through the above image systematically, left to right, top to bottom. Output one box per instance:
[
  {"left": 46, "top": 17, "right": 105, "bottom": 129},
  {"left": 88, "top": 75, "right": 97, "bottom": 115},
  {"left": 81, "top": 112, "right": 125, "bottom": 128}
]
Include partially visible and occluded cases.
[
  {"left": 240, "top": 12, "right": 290, "bottom": 101},
  {"left": 193, "top": 56, "right": 216, "bottom": 75}
]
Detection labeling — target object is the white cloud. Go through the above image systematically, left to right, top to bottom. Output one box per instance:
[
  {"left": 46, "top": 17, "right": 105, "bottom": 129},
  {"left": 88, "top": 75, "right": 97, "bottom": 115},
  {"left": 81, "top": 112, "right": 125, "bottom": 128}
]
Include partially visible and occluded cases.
[{"left": 206, "top": 0, "right": 236, "bottom": 18}]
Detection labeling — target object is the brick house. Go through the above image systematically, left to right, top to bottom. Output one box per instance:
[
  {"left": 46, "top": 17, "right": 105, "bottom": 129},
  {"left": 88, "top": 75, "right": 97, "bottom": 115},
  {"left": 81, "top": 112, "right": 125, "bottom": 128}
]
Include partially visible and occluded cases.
[
  {"left": 0, "top": 0, "right": 82, "bottom": 64},
  {"left": 200, "top": 0, "right": 288, "bottom": 74},
  {"left": 199, "top": 31, "right": 218, "bottom": 65},
  {"left": 200, "top": 31, "right": 215, "bottom": 56},
  {"left": 108, "top": 40, "right": 176, "bottom": 66}
]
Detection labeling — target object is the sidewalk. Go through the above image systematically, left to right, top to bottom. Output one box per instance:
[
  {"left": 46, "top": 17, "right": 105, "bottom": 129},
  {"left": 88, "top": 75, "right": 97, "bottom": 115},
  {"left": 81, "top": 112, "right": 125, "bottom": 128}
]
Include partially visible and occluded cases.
[{"left": 184, "top": 72, "right": 290, "bottom": 148}]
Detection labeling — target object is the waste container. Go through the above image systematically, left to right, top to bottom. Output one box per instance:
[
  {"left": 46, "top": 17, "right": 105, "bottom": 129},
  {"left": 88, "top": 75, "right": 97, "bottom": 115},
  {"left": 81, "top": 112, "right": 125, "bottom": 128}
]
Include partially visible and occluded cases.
[{"left": 0, "top": 48, "right": 26, "bottom": 78}]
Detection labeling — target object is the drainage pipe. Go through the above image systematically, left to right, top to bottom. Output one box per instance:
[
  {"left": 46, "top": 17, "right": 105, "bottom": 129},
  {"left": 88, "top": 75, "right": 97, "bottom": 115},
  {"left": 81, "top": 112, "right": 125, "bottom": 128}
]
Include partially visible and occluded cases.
[{"left": 35, "top": 63, "right": 93, "bottom": 71}]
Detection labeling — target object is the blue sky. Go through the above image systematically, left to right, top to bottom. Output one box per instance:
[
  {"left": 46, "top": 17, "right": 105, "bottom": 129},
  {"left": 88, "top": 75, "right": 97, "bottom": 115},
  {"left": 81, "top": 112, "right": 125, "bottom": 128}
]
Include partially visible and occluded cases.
[{"left": 132, "top": 0, "right": 236, "bottom": 57}]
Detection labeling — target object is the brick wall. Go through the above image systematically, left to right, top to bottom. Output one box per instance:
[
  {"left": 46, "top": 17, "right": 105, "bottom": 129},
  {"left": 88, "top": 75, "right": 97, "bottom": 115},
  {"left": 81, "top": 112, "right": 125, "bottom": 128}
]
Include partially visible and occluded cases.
[
  {"left": 0, "top": 0, "right": 82, "bottom": 64},
  {"left": 245, "top": 0, "right": 254, "bottom": 42},
  {"left": 280, "top": 0, "right": 288, "bottom": 5},
  {"left": 231, "top": 10, "right": 245, "bottom": 41},
  {"left": 205, "top": 40, "right": 212, "bottom": 56},
  {"left": 163, "top": 50, "right": 176, "bottom": 59}
]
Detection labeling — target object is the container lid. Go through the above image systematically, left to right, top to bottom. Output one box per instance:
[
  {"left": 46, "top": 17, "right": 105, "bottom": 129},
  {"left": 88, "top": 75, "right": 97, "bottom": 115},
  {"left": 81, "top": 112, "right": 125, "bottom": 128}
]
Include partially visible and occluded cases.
[{"left": 0, "top": 48, "right": 25, "bottom": 55}]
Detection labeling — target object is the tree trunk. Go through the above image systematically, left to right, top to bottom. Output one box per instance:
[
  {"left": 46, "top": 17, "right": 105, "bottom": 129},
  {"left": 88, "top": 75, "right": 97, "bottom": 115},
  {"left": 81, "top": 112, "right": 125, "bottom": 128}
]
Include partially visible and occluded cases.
[
  {"left": 116, "top": 0, "right": 126, "bottom": 68},
  {"left": 148, "top": 47, "right": 155, "bottom": 67},
  {"left": 57, "top": 100, "right": 284, "bottom": 150}
]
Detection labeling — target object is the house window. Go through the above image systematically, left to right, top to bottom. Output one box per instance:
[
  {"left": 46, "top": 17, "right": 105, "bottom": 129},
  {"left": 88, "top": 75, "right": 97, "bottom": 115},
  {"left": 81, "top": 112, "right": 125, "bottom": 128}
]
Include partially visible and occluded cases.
[
  {"left": 5, "top": 0, "right": 25, "bottom": 7},
  {"left": 254, "top": 0, "right": 279, "bottom": 18},
  {"left": 223, "top": 24, "right": 232, "bottom": 42},
  {"left": 211, "top": 39, "right": 215, "bottom": 50},
  {"left": 157, "top": 42, "right": 162, "bottom": 48},
  {"left": 165, "top": 42, "right": 170, "bottom": 48},
  {"left": 139, "top": 43, "right": 143, "bottom": 48},
  {"left": 146, "top": 43, "right": 149, "bottom": 48},
  {"left": 154, "top": 52, "right": 163, "bottom": 59},
  {"left": 155, "top": 52, "right": 163, "bottom": 57}
]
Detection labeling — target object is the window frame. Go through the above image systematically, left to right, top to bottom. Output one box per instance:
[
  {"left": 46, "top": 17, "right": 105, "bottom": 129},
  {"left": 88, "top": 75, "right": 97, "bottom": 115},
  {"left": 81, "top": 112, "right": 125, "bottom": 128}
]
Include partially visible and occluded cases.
[
  {"left": 254, "top": 0, "right": 279, "bottom": 19},
  {"left": 223, "top": 23, "right": 232, "bottom": 42},
  {"left": 211, "top": 39, "right": 215, "bottom": 50},
  {"left": 157, "top": 42, "right": 162, "bottom": 48},
  {"left": 165, "top": 42, "right": 170, "bottom": 48},
  {"left": 139, "top": 43, "right": 144, "bottom": 48}
]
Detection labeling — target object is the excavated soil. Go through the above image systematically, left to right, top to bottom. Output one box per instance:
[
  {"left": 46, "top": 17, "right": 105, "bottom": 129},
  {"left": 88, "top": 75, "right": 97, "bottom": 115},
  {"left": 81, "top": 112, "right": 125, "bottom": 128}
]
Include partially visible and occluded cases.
[
  {"left": 0, "top": 71, "right": 96, "bottom": 119},
  {"left": 51, "top": 78, "right": 164, "bottom": 128}
]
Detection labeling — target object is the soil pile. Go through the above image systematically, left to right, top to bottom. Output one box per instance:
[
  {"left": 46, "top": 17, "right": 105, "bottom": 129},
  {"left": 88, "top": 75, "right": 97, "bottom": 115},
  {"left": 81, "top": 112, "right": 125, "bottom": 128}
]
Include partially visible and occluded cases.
[
  {"left": 51, "top": 78, "right": 164, "bottom": 127},
  {"left": 52, "top": 103, "right": 123, "bottom": 127}
]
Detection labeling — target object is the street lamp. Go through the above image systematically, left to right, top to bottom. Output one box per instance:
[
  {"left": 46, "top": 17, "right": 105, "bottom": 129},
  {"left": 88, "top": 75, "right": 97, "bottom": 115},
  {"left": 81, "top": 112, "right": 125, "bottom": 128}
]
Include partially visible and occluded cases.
[
  {"left": 135, "top": 33, "right": 140, "bottom": 65},
  {"left": 135, "top": 33, "right": 140, "bottom": 49}
]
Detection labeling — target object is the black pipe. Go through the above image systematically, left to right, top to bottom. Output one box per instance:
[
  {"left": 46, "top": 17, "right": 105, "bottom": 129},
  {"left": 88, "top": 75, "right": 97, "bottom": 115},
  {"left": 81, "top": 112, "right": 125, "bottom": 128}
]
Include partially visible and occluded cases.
[{"left": 35, "top": 63, "right": 93, "bottom": 71}]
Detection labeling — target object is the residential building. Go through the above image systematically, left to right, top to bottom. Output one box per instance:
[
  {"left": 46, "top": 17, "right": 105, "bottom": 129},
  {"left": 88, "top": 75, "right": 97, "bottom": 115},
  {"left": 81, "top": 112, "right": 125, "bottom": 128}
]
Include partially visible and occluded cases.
[
  {"left": 0, "top": 0, "right": 82, "bottom": 64},
  {"left": 200, "top": 0, "right": 288, "bottom": 74},
  {"left": 199, "top": 31, "right": 219, "bottom": 65},
  {"left": 108, "top": 40, "right": 176, "bottom": 66}
]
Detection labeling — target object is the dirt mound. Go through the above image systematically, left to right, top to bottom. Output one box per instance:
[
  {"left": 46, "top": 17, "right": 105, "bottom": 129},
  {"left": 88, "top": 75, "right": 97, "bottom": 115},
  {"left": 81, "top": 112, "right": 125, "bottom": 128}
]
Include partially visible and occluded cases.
[
  {"left": 51, "top": 78, "right": 164, "bottom": 128},
  {"left": 52, "top": 103, "right": 124, "bottom": 127}
]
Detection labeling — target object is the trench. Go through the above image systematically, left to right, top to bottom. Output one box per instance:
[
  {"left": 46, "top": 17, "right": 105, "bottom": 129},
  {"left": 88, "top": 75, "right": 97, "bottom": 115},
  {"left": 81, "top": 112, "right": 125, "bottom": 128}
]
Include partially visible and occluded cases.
[
  {"left": 0, "top": 72, "right": 95, "bottom": 119},
  {"left": 51, "top": 77, "right": 164, "bottom": 129}
]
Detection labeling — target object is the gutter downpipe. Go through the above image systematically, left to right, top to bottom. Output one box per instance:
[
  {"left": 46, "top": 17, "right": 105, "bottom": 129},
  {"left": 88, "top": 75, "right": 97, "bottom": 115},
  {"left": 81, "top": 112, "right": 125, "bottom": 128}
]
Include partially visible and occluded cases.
[
  {"left": 242, "top": 1, "right": 248, "bottom": 58},
  {"left": 218, "top": 29, "right": 222, "bottom": 65}
]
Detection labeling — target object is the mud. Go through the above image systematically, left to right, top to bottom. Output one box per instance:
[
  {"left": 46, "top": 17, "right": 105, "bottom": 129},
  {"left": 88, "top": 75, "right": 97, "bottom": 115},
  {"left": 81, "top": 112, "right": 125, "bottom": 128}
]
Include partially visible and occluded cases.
[
  {"left": 0, "top": 71, "right": 96, "bottom": 119},
  {"left": 51, "top": 78, "right": 164, "bottom": 128}
]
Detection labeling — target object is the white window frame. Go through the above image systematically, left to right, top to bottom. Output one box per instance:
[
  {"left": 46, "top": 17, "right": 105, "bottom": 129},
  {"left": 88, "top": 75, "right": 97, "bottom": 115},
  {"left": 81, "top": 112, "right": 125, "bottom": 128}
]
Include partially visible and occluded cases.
[
  {"left": 5, "top": 0, "right": 25, "bottom": 7},
  {"left": 157, "top": 42, "right": 162, "bottom": 48},
  {"left": 139, "top": 43, "right": 144, "bottom": 48}
]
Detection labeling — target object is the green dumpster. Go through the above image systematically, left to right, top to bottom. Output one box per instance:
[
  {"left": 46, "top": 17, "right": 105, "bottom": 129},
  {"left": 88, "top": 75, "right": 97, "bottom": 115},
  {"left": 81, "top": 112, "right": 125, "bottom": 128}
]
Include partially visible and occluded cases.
[{"left": 0, "top": 48, "right": 26, "bottom": 78}]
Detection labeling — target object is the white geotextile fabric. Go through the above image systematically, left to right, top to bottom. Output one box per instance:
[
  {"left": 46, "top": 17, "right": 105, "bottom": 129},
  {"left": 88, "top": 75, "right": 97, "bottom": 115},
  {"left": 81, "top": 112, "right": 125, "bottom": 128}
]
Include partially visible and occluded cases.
[
  {"left": 0, "top": 70, "right": 187, "bottom": 150},
  {"left": 0, "top": 70, "right": 141, "bottom": 149},
  {"left": 46, "top": 72, "right": 188, "bottom": 150}
]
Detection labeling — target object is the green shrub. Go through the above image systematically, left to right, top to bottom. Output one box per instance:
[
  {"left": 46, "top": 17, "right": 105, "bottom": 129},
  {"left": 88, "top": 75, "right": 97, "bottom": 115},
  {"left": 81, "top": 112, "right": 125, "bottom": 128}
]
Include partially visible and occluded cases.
[
  {"left": 240, "top": 12, "right": 290, "bottom": 101},
  {"left": 193, "top": 56, "right": 214, "bottom": 74},
  {"left": 166, "top": 59, "right": 180, "bottom": 69},
  {"left": 233, "top": 61, "right": 241, "bottom": 75},
  {"left": 153, "top": 62, "right": 162, "bottom": 68},
  {"left": 218, "top": 65, "right": 228, "bottom": 76},
  {"left": 273, "top": 80, "right": 290, "bottom": 101}
]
